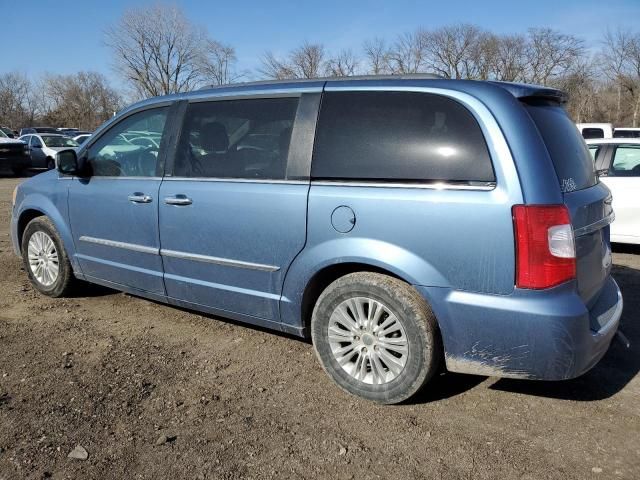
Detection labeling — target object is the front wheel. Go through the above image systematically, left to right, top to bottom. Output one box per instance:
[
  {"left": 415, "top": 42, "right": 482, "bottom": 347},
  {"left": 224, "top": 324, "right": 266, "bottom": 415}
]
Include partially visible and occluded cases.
[
  {"left": 46, "top": 158, "right": 55, "bottom": 170},
  {"left": 21, "top": 217, "right": 76, "bottom": 297},
  {"left": 311, "top": 272, "right": 441, "bottom": 404}
]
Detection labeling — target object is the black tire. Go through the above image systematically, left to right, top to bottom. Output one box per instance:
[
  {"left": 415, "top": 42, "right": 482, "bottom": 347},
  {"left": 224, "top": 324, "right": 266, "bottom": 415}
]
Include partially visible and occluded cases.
[
  {"left": 46, "top": 158, "right": 55, "bottom": 170},
  {"left": 11, "top": 168, "right": 24, "bottom": 177},
  {"left": 21, "top": 217, "right": 76, "bottom": 297},
  {"left": 311, "top": 272, "right": 441, "bottom": 404}
]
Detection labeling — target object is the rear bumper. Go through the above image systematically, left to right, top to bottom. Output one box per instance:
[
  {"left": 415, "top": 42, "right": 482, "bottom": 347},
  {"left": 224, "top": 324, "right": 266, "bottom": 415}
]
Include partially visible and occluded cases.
[{"left": 418, "top": 276, "right": 623, "bottom": 380}]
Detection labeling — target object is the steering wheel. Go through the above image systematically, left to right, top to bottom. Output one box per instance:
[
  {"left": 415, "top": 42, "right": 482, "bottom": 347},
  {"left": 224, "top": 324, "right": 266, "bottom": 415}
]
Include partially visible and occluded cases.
[
  {"left": 129, "top": 136, "right": 159, "bottom": 149},
  {"left": 136, "top": 145, "right": 160, "bottom": 176}
]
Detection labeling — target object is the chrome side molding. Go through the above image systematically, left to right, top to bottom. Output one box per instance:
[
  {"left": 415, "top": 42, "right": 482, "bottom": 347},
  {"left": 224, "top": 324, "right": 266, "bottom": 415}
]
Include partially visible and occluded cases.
[
  {"left": 79, "top": 236, "right": 159, "bottom": 255},
  {"left": 79, "top": 236, "right": 280, "bottom": 272},
  {"left": 160, "top": 249, "right": 280, "bottom": 272}
]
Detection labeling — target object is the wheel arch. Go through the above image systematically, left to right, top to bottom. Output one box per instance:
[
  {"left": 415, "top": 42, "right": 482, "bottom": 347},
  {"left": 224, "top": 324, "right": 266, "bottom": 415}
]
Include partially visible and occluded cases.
[
  {"left": 15, "top": 196, "right": 80, "bottom": 274},
  {"left": 17, "top": 208, "right": 46, "bottom": 251},
  {"left": 280, "top": 238, "right": 449, "bottom": 336},
  {"left": 299, "top": 262, "right": 406, "bottom": 338}
]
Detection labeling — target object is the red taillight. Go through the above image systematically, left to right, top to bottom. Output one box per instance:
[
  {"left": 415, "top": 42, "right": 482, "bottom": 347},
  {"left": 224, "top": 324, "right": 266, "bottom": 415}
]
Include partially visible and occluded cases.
[{"left": 512, "top": 205, "right": 576, "bottom": 289}]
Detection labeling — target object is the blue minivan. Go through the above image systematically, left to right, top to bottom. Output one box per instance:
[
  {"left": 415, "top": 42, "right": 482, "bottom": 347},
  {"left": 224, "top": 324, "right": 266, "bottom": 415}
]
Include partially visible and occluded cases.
[{"left": 10, "top": 76, "right": 623, "bottom": 403}]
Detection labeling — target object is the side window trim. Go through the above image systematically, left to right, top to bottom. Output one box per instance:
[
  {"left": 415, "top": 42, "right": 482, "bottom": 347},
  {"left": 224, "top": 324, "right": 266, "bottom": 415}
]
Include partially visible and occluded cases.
[
  {"left": 286, "top": 92, "right": 321, "bottom": 180},
  {"left": 157, "top": 100, "right": 185, "bottom": 177},
  {"left": 596, "top": 144, "right": 613, "bottom": 172}
]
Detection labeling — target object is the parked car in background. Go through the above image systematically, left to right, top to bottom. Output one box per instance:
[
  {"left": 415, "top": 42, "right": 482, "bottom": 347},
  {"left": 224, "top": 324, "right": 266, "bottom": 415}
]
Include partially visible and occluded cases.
[
  {"left": 10, "top": 77, "right": 623, "bottom": 404},
  {"left": 577, "top": 123, "right": 614, "bottom": 139},
  {"left": 1, "top": 126, "right": 18, "bottom": 138},
  {"left": 19, "top": 127, "right": 59, "bottom": 136},
  {"left": 613, "top": 127, "right": 640, "bottom": 139},
  {"left": 0, "top": 128, "right": 29, "bottom": 175},
  {"left": 57, "top": 128, "right": 83, "bottom": 137},
  {"left": 18, "top": 133, "right": 79, "bottom": 170},
  {"left": 73, "top": 133, "right": 91, "bottom": 145},
  {"left": 587, "top": 138, "right": 640, "bottom": 245}
]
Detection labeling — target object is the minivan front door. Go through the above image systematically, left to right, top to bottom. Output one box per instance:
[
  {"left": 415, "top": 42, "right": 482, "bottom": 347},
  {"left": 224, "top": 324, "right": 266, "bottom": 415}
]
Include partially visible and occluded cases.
[
  {"left": 158, "top": 94, "right": 317, "bottom": 322},
  {"left": 67, "top": 106, "right": 171, "bottom": 294}
]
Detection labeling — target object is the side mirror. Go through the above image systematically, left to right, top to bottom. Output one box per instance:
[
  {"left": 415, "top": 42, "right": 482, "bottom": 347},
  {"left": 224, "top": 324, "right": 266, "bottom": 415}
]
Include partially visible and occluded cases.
[{"left": 57, "top": 149, "right": 80, "bottom": 175}]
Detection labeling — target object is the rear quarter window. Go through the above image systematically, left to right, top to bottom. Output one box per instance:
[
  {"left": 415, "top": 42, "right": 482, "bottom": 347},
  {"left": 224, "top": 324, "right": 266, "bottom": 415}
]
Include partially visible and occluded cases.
[
  {"left": 311, "top": 91, "right": 495, "bottom": 183},
  {"left": 526, "top": 103, "right": 596, "bottom": 192}
]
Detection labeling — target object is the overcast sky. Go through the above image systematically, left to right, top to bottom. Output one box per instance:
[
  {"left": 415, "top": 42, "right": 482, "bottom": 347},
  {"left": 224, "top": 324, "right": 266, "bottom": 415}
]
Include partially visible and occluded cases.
[{"left": 2, "top": 0, "right": 640, "bottom": 88}]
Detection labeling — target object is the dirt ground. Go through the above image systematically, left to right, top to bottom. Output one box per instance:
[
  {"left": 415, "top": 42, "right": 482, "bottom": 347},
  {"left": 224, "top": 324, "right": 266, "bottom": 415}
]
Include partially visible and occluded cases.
[{"left": 0, "top": 175, "right": 638, "bottom": 480}]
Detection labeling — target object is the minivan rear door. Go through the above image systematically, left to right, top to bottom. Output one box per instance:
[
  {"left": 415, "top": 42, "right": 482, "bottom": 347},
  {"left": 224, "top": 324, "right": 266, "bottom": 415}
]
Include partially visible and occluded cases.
[{"left": 525, "top": 103, "right": 614, "bottom": 308}]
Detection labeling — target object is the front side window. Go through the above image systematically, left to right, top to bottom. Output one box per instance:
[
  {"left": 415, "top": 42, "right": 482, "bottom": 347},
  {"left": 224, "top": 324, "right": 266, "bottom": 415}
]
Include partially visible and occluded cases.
[
  {"left": 311, "top": 91, "right": 495, "bottom": 183},
  {"left": 174, "top": 97, "right": 299, "bottom": 179},
  {"left": 88, "top": 107, "right": 168, "bottom": 177},
  {"left": 30, "top": 136, "right": 42, "bottom": 148},
  {"left": 610, "top": 145, "right": 640, "bottom": 177}
]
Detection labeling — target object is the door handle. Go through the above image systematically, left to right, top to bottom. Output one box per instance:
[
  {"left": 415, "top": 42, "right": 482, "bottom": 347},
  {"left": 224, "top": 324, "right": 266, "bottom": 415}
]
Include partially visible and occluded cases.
[
  {"left": 128, "top": 193, "right": 153, "bottom": 203},
  {"left": 164, "top": 195, "right": 192, "bottom": 206}
]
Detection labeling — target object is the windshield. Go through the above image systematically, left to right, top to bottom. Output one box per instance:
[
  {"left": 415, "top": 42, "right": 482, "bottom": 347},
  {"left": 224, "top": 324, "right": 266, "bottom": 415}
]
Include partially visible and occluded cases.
[{"left": 41, "top": 136, "right": 79, "bottom": 148}]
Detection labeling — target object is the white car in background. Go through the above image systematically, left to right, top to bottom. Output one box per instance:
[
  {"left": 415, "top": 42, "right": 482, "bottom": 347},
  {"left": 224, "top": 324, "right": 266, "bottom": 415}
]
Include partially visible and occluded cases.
[
  {"left": 577, "top": 123, "right": 614, "bottom": 139},
  {"left": 18, "top": 133, "right": 79, "bottom": 170},
  {"left": 73, "top": 134, "right": 91, "bottom": 145},
  {"left": 587, "top": 138, "right": 640, "bottom": 245}
]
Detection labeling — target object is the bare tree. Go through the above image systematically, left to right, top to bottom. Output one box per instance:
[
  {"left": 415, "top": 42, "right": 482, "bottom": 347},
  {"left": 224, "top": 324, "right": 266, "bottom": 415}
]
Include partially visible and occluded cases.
[
  {"left": 105, "top": 4, "right": 206, "bottom": 97},
  {"left": 422, "top": 24, "right": 485, "bottom": 79},
  {"left": 525, "top": 28, "right": 585, "bottom": 85},
  {"left": 601, "top": 28, "right": 633, "bottom": 122},
  {"left": 386, "top": 30, "right": 428, "bottom": 74},
  {"left": 491, "top": 34, "right": 528, "bottom": 81},
  {"left": 363, "top": 37, "right": 390, "bottom": 74},
  {"left": 199, "top": 40, "right": 244, "bottom": 86},
  {"left": 260, "top": 42, "right": 326, "bottom": 79},
  {"left": 291, "top": 42, "right": 326, "bottom": 78},
  {"left": 325, "top": 49, "right": 359, "bottom": 77},
  {"left": 0, "top": 72, "right": 33, "bottom": 128},
  {"left": 41, "top": 72, "right": 121, "bottom": 129}
]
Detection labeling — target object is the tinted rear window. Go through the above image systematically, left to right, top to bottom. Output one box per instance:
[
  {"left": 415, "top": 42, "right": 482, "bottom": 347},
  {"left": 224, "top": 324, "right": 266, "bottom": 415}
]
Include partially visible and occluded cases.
[
  {"left": 312, "top": 91, "right": 495, "bottom": 183},
  {"left": 526, "top": 104, "right": 596, "bottom": 192},
  {"left": 581, "top": 128, "right": 604, "bottom": 139},
  {"left": 613, "top": 130, "right": 640, "bottom": 138}
]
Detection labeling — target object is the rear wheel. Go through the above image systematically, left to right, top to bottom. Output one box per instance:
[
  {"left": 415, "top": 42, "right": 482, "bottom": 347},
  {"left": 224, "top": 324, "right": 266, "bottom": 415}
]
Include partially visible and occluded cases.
[
  {"left": 11, "top": 167, "right": 24, "bottom": 177},
  {"left": 21, "top": 217, "right": 76, "bottom": 297},
  {"left": 311, "top": 272, "right": 441, "bottom": 404}
]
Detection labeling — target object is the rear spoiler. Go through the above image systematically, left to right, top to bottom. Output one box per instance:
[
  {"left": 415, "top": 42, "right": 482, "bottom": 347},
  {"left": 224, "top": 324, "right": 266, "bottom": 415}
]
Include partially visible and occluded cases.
[{"left": 489, "top": 81, "right": 569, "bottom": 105}]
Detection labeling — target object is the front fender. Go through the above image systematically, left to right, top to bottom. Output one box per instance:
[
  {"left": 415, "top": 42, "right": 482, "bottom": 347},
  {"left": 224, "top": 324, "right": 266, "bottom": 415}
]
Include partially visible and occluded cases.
[
  {"left": 15, "top": 190, "right": 80, "bottom": 274},
  {"left": 279, "top": 237, "right": 449, "bottom": 328}
]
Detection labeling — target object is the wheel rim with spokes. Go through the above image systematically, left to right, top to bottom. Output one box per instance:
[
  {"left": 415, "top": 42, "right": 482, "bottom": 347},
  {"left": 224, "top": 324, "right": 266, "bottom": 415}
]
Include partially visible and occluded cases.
[
  {"left": 27, "top": 231, "right": 59, "bottom": 287},
  {"left": 328, "top": 296, "right": 409, "bottom": 385}
]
